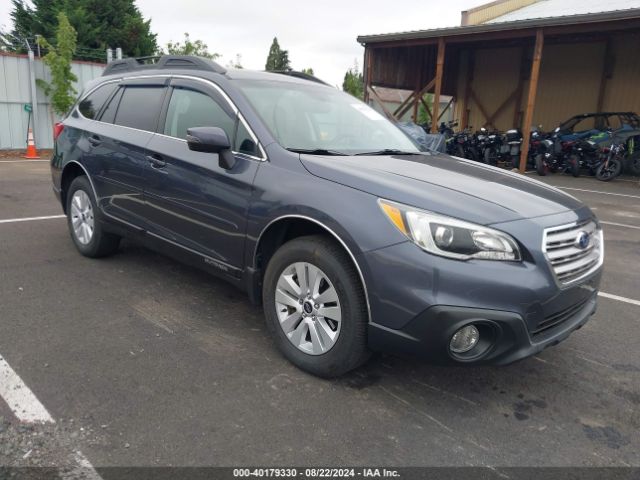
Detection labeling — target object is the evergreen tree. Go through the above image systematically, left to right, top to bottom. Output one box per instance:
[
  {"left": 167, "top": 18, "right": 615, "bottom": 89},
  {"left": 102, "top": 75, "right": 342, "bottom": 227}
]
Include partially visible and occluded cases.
[
  {"left": 5, "top": 0, "right": 157, "bottom": 59},
  {"left": 265, "top": 37, "right": 290, "bottom": 71},
  {"left": 342, "top": 62, "right": 364, "bottom": 100}
]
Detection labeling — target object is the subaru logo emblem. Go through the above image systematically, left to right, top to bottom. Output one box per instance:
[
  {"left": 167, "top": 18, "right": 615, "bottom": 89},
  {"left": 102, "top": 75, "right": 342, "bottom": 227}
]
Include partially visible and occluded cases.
[{"left": 575, "top": 231, "right": 590, "bottom": 250}]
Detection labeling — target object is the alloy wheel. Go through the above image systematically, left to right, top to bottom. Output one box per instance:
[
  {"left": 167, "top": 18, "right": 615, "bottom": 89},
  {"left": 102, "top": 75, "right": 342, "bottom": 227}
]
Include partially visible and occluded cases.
[
  {"left": 70, "top": 190, "right": 95, "bottom": 245},
  {"left": 275, "top": 262, "right": 342, "bottom": 355}
]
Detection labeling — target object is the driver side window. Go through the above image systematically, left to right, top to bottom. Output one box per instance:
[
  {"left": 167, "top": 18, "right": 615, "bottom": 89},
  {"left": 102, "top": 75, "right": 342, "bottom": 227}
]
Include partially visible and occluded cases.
[{"left": 163, "top": 87, "right": 235, "bottom": 141}]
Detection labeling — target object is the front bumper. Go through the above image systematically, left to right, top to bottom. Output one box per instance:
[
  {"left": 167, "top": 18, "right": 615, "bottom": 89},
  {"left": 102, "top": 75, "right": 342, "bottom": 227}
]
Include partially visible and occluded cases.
[
  {"left": 360, "top": 209, "right": 603, "bottom": 365},
  {"left": 367, "top": 291, "right": 597, "bottom": 365}
]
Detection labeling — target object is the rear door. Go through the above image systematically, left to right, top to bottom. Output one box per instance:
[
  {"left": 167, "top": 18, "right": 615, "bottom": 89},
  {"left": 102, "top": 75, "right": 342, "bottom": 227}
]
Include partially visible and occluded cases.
[
  {"left": 90, "top": 78, "right": 168, "bottom": 227},
  {"left": 142, "top": 78, "right": 262, "bottom": 274}
]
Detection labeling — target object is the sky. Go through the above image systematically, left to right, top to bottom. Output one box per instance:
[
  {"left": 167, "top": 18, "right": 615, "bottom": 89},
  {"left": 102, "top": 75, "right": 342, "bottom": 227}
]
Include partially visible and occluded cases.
[{"left": 0, "top": 0, "right": 488, "bottom": 87}]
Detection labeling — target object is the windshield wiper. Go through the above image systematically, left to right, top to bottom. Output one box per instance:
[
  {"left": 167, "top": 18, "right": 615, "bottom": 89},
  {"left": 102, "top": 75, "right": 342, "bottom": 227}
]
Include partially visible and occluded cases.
[
  {"left": 287, "top": 148, "right": 348, "bottom": 156},
  {"left": 354, "top": 149, "right": 422, "bottom": 156}
]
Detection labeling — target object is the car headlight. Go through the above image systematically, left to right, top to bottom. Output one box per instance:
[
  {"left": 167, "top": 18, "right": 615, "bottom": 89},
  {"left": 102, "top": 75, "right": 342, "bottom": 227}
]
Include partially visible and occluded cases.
[{"left": 378, "top": 199, "right": 521, "bottom": 261}]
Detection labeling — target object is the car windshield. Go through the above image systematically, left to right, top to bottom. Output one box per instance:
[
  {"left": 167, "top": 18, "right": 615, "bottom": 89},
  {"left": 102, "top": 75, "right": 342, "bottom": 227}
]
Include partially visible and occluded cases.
[{"left": 235, "top": 79, "right": 420, "bottom": 155}]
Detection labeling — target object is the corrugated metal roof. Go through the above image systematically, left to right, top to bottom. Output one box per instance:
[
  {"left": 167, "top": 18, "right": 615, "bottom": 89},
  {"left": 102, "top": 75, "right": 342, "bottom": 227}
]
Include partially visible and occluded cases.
[
  {"left": 487, "top": 0, "right": 640, "bottom": 23},
  {"left": 357, "top": 8, "right": 640, "bottom": 44}
]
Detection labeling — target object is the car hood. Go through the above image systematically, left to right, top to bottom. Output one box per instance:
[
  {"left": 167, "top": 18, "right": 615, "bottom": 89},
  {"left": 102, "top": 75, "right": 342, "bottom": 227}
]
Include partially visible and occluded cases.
[{"left": 299, "top": 153, "right": 584, "bottom": 225}]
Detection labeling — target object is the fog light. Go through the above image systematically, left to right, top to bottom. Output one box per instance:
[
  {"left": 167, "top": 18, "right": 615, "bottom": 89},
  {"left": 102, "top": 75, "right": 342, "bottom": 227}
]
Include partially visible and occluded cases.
[{"left": 450, "top": 325, "right": 480, "bottom": 354}]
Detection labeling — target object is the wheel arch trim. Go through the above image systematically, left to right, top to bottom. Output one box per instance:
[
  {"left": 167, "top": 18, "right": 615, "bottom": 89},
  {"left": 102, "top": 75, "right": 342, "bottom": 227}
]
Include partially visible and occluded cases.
[
  {"left": 60, "top": 160, "right": 99, "bottom": 209},
  {"left": 255, "top": 214, "right": 371, "bottom": 323}
]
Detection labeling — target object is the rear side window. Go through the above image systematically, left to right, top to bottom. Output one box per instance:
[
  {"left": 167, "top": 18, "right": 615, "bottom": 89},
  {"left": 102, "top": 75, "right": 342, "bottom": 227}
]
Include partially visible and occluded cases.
[
  {"left": 78, "top": 83, "right": 117, "bottom": 119},
  {"left": 113, "top": 86, "right": 166, "bottom": 132},
  {"left": 99, "top": 88, "right": 123, "bottom": 124},
  {"left": 163, "top": 88, "right": 235, "bottom": 140}
]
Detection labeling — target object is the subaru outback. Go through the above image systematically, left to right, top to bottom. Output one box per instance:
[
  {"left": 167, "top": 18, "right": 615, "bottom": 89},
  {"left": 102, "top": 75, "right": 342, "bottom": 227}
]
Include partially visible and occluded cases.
[{"left": 51, "top": 55, "right": 603, "bottom": 377}]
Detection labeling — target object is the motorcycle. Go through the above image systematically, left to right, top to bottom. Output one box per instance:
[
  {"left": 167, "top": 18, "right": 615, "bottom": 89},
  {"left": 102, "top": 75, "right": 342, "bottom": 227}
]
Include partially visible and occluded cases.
[
  {"left": 535, "top": 126, "right": 580, "bottom": 177},
  {"left": 451, "top": 128, "right": 480, "bottom": 161},
  {"left": 596, "top": 141, "right": 625, "bottom": 181}
]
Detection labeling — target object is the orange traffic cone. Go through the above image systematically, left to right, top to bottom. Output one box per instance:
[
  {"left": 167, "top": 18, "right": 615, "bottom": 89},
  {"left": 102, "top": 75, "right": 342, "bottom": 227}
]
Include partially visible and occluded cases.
[{"left": 23, "top": 128, "right": 40, "bottom": 159}]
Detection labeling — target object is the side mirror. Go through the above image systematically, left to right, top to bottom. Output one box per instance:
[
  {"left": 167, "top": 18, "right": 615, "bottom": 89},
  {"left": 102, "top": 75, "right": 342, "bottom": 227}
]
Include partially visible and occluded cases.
[{"left": 186, "top": 126, "right": 236, "bottom": 169}]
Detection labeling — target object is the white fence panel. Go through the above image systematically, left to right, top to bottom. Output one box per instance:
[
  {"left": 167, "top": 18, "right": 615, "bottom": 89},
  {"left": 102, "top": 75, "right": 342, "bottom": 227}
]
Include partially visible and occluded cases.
[{"left": 0, "top": 53, "right": 105, "bottom": 150}]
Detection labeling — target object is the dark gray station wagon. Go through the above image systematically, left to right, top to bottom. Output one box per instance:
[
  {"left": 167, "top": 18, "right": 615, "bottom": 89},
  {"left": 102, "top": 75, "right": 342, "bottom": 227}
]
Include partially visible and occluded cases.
[{"left": 51, "top": 55, "right": 604, "bottom": 377}]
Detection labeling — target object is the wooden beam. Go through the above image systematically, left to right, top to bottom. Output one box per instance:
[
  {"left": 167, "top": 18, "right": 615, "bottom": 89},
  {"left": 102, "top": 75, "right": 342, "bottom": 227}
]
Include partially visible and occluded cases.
[
  {"left": 519, "top": 29, "right": 544, "bottom": 173},
  {"left": 431, "top": 37, "right": 446, "bottom": 133},
  {"left": 596, "top": 37, "right": 613, "bottom": 113},
  {"left": 364, "top": 48, "right": 373, "bottom": 104},
  {"left": 397, "top": 78, "right": 435, "bottom": 119},
  {"left": 367, "top": 86, "right": 397, "bottom": 121},
  {"left": 485, "top": 88, "right": 520, "bottom": 127},
  {"left": 412, "top": 89, "right": 419, "bottom": 122},
  {"left": 469, "top": 89, "right": 493, "bottom": 129},
  {"left": 393, "top": 91, "right": 416, "bottom": 117},
  {"left": 438, "top": 97, "right": 454, "bottom": 122}
]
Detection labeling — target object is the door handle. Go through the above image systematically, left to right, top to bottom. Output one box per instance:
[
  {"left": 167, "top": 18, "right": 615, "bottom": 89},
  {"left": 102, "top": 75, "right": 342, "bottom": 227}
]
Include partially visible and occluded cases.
[
  {"left": 88, "top": 135, "right": 102, "bottom": 146},
  {"left": 146, "top": 155, "right": 167, "bottom": 169}
]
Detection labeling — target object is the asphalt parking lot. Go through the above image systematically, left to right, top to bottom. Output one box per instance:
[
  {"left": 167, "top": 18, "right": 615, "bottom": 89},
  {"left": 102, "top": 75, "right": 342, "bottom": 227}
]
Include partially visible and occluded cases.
[{"left": 0, "top": 158, "right": 639, "bottom": 474}]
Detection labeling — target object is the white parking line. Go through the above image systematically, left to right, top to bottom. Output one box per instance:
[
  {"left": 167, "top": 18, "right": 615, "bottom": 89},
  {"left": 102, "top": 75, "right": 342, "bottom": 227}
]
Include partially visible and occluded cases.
[
  {"left": 0, "top": 159, "right": 49, "bottom": 163},
  {"left": 558, "top": 187, "right": 640, "bottom": 200},
  {"left": 0, "top": 215, "right": 65, "bottom": 224},
  {"left": 601, "top": 221, "right": 640, "bottom": 231},
  {"left": 599, "top": 292, "right": 640, "bottom": 307},
  {"left": 0, "top": 353, "right": 103, "bottom": 478},
  {"left": 0, "top": 354, "right": 54, "bottom": 423}
]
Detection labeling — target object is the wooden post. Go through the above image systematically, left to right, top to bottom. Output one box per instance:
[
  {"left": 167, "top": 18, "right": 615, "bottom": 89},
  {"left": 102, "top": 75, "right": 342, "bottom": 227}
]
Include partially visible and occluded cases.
[
  {"left": 519, "top": 29, "right": 544, "bottom": 173},
  {"left": 431, "top": 37, "right": 445, "bottom": 133},
  {"left": 364, "top": 48, "right": 373, "bottom": 104}
]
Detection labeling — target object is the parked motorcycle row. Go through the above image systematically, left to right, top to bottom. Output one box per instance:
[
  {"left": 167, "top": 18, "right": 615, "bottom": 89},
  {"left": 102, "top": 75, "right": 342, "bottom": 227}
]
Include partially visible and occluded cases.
[{"left": 428, "top": 112, "right": 640, "bottom": 182}]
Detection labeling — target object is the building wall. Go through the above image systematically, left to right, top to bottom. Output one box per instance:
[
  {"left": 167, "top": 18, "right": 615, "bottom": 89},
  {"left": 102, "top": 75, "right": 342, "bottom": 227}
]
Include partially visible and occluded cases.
[
  {"left": 461, "top": 0, "right": 539, "bottom": 26},
  {"left": 454, "top": 31, "right": 640, "bottom": 132},
  {"left": 0, "top": 52, "right": 105, "bottom": 150}
]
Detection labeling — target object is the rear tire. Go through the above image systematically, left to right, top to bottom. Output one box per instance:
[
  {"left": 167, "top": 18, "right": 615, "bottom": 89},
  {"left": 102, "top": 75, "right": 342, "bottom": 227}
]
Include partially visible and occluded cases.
[
  {"left": 535, "top": 155, "right": 547, "bottom": 176},
  {"left": 66, "top": 176, "right": 120, "bottom": 258},
  {"left": 262, "top": 235, "right": 370, "bottom": 378}
]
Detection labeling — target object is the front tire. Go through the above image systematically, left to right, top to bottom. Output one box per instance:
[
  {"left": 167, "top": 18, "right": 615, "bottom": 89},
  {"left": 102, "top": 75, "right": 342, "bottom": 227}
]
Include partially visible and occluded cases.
[
  {"left": 596, "top": 158, "right": 622, "bottom": 182},
  {"left": 66, "top": 176, "right": 120, "bottom": 258},
  {"left": 262, "top": 235, "right": 370, "bottom": 377}
]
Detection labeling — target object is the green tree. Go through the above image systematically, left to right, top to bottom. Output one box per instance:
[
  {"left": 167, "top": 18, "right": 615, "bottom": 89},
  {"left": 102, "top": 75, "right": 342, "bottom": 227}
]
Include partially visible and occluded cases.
[
  {"left": 7, "top": 0, "right": 157, "bottom": 59},
  {"left": 35, "top": 12, "right": 77, "bottom": 115},
  {"left": 164, "top": 33, "right": 219, "bottom": 59},
  {"left": 265, "top": 37, "right": 290, "bottom": 71},
  {"left": 342, "top": 62, "right": 364, "bottom": 100},
  {"left": 301, "top": 67, "right": 314, "bottom": 76},
  {"left": 417, "top": 94, "right": 434, "bottom": 125}
]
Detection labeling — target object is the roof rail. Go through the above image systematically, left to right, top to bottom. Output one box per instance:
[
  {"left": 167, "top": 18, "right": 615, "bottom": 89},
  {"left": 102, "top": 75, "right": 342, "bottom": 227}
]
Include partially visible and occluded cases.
[
  {"left": 102, "top": 55, "right": 227, "bottom": 77},
  {"left": 272, "top": 70, "right": 330, "bottom": 86}
]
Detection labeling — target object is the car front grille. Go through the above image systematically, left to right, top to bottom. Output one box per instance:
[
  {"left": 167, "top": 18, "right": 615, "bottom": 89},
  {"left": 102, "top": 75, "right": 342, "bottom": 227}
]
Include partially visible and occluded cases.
[{"left": 543, "top": 220, "right": 603, "bottom": 285}]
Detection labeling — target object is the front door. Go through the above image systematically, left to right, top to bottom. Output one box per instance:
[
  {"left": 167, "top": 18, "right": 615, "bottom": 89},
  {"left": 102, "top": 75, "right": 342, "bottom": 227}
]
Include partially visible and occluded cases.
[{"left": 142, "top": 78, "right": 262, "bottom": 274}]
